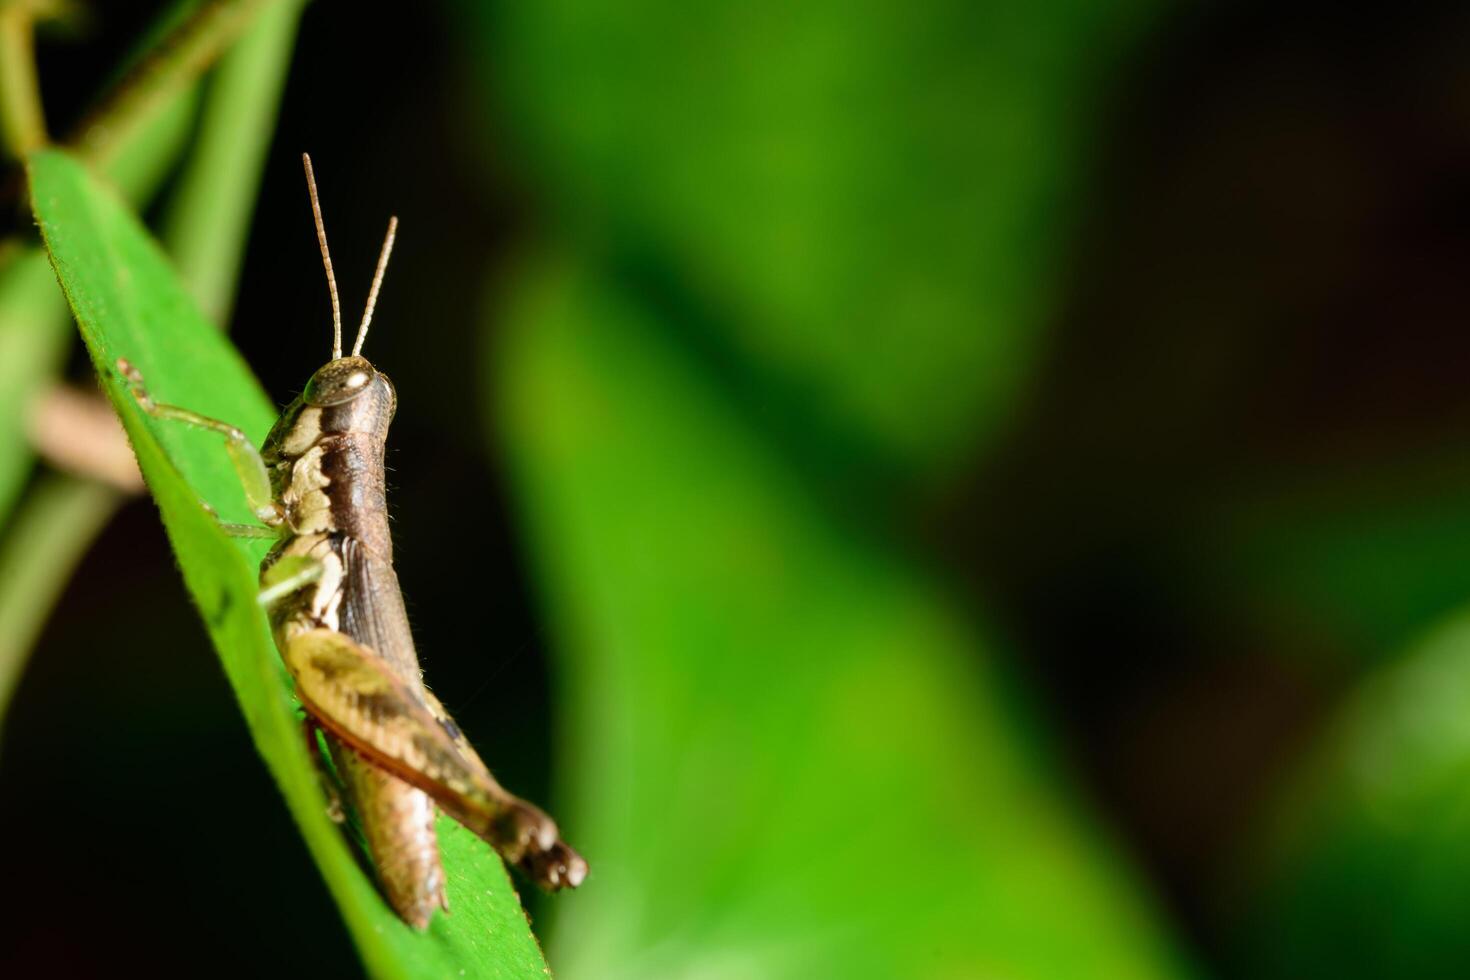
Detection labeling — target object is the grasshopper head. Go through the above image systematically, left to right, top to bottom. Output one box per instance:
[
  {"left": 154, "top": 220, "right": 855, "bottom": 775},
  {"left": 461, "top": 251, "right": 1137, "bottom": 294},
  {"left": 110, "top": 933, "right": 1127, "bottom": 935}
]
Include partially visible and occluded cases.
[
  {"left": 304, "top": 356, "right": 397, "bottom": 430},
  {"left": 305, "top": 356, "right": 377, "bottom": 405}
]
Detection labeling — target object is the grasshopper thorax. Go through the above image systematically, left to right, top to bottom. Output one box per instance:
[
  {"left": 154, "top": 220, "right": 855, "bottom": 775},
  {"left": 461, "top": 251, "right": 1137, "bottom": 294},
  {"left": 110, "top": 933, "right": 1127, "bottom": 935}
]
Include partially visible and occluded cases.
[{"left": 260, "top": 354, "right": 399, "bottom": 555}]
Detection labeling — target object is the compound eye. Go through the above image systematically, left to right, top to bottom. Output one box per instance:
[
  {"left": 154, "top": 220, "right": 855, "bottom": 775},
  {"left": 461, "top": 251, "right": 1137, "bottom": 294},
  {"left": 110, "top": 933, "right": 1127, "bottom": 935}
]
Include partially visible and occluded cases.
[
  {"left": 305, "top": 356, "right": 376, "bottom": 405},
  {"left": 379, "top": 373, "right": 398, "bottom": 418}
]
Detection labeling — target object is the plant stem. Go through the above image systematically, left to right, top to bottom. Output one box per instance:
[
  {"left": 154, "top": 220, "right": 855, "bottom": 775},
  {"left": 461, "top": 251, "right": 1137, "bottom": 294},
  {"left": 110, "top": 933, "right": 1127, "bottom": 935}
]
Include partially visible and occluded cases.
[
  {"left": 0, "top": 0, "right": 49, "bottom": 160},
  {"left": 67, "top": 0, "right": 281, "bottom": 168},
  {"left": 163, "top": 0, "right": 306, "bottom": 324},
  {"left": 0, "top": 473, "right": 119, "bottom": 734}
]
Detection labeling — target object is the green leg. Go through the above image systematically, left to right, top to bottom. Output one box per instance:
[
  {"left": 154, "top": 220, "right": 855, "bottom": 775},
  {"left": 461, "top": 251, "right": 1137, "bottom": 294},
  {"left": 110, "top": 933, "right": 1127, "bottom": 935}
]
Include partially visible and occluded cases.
[
  {"left": 116, "top": 358, "right": 283, "bottom": 527},
  {"left": 196, "top": 499, "right": 281, "bottom": 540},
  {"left": 218, "top": 522, "right": 281, "bottom": 539},
  {"left": 258, "top": 554, "right": 324, "bottom": 608}
]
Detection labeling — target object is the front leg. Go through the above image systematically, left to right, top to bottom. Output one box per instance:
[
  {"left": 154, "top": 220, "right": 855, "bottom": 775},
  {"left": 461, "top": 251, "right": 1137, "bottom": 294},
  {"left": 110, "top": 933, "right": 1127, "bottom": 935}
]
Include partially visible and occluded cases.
[{"left": 116, "top": 358, "right": 284, "bottom": 529}]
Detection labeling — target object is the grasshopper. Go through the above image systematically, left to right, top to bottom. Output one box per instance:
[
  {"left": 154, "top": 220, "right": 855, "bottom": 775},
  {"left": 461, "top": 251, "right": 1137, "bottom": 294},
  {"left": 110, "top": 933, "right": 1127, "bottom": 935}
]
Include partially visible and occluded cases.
[{"left": 116, "top": 154, "right": 586, "bottom": 928}]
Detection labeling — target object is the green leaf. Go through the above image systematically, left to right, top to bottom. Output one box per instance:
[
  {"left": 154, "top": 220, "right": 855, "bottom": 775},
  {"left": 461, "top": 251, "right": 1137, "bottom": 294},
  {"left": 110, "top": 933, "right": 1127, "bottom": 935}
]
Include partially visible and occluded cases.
[
  {"left": 0, "top": 0, "right": 287, "bottom": 755},
  {"left": 475, "top": 0, "right": 1163, "bottom": 473},
  {"left": 0, "top": 42, "right": 205, "bottom": 742},
  {"left": 0, "top": 78, "right": 199, "bottom": 532},
  {"left": 27, "top": 148, "right": 551, "bottom": 979},
  {"left": 492, "top": 259, "right": 1193, "bottom": 979},
  {"left": 1234, "top": 611, "right": 1470, "bottom": 978}
]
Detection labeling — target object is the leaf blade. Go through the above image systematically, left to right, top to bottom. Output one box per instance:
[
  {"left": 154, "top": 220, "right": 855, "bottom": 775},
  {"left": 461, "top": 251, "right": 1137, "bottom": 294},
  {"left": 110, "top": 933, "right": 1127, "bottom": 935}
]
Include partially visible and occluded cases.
[
  {"left": 476, "top": 0, "right": 1163, "bottom": 472},
  {"left": 28, "top": 147, "right": 549, "bottom": 980},
  {"left": 492, "top": 259, "right": 1193, "bottom": 980}
]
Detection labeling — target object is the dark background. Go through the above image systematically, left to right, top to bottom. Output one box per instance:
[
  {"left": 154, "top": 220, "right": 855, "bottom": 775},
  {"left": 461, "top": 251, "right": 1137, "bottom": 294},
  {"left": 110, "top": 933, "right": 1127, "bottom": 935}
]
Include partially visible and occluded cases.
[{"left": 5, "top": 2, "right": 1470, "bottom": 976}]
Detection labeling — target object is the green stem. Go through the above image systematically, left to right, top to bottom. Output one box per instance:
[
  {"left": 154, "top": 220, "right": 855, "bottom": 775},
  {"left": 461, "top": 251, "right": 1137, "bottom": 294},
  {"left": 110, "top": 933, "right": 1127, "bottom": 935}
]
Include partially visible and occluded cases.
[
  {"left": 67, "top": 0, "right": 281, "bottom": 168},
  {"left": 163, "top": 0, "right": 306, "bottom": 324},
  {"left": 0, "top": 1, "right": 48, "bottom": 159},
  {"left": 0, "top": 474, "right": 119, "bottom": 734}
]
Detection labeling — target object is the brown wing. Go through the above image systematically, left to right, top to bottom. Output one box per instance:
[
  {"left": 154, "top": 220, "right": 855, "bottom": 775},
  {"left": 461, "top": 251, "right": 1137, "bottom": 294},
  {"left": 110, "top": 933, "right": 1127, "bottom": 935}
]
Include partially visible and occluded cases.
[
  {"left": 337, "top": 536, "right": 422, "bottom": 683},
  {"left": 286, "top": 628, "right": 586, "bottom": 888},
  {"left": 329, "top": 742, "right": 448, "bottom": 928}
]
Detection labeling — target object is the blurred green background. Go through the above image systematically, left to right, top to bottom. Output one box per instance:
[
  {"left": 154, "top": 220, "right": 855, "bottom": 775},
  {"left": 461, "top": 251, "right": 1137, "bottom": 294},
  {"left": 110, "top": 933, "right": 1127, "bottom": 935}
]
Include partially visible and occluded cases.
[{"left": 4, "top": 1, "right": 1470, "bottom": 977}]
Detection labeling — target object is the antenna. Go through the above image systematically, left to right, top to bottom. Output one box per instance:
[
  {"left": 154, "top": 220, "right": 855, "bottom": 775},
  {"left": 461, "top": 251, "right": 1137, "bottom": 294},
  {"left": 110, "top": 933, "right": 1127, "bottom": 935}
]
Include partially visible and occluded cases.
[
  {"left": 301, "top": 153, "right": 343, "bottom": 359},
  {"left": 353, "top": 216, "right": 398, "bottom": 356}
]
